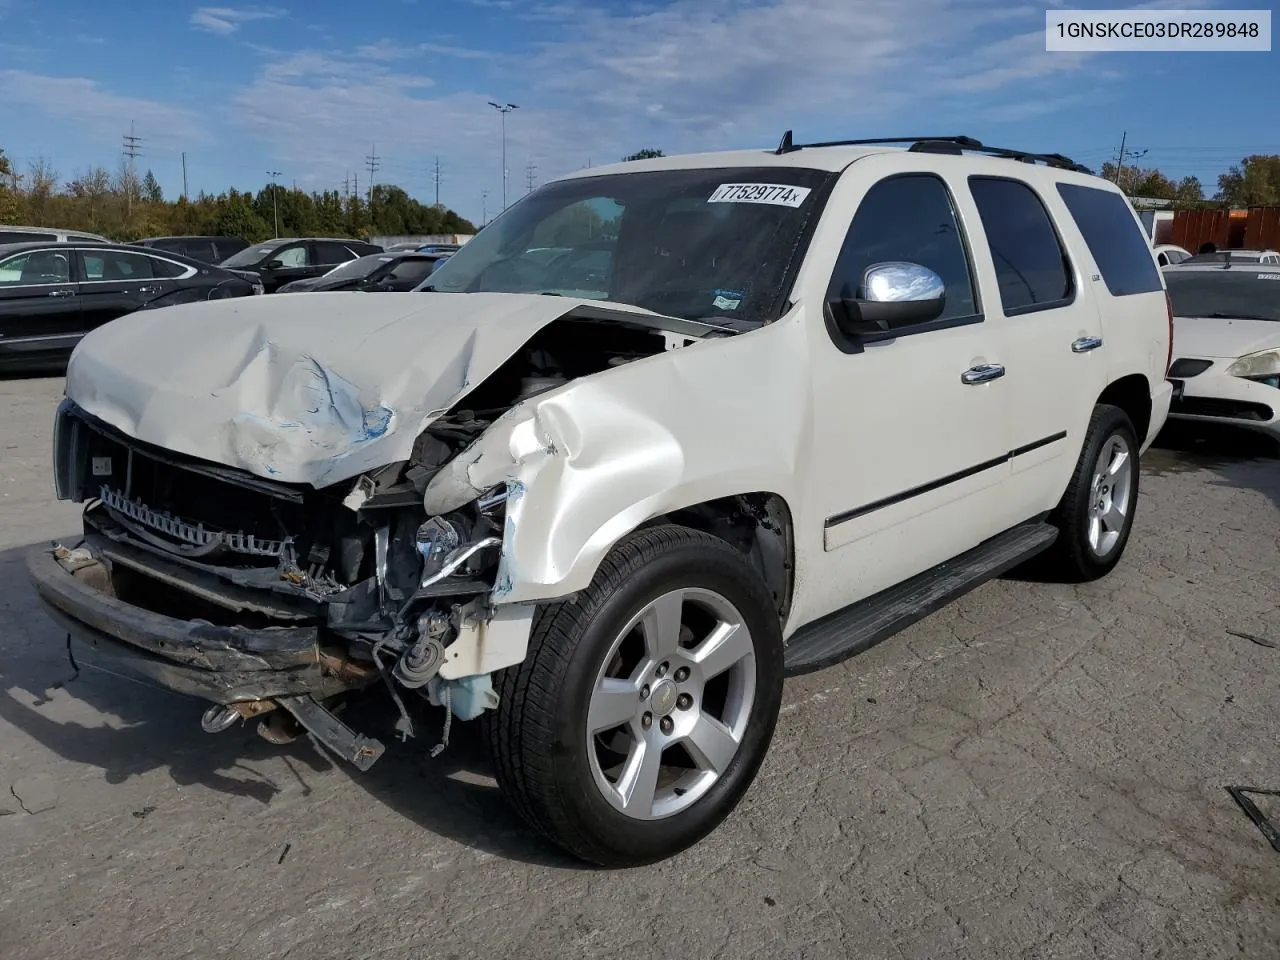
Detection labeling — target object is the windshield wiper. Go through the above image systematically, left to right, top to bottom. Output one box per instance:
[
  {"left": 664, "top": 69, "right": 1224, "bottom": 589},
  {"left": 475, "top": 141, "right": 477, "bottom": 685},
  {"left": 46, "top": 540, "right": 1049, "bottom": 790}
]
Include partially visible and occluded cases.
[{"left": 1202, "top": 312, "right": 1278, "bottom": 322}]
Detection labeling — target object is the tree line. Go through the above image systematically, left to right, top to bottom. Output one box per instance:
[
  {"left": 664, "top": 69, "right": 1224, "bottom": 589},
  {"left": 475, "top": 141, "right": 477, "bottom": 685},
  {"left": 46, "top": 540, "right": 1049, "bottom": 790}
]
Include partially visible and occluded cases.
[{"left": 0, "top": 147, "right": 475, "bottom": 242}]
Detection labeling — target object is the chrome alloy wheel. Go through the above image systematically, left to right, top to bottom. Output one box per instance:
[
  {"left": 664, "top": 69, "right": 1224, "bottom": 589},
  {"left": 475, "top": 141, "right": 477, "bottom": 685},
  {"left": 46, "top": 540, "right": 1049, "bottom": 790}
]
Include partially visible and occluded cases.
[
  {"left": 1087, "top": 432, "right": 1133, "bottom": 557},
  {"left": 586, "top": 587, "right": 757, "bottom": 820}
]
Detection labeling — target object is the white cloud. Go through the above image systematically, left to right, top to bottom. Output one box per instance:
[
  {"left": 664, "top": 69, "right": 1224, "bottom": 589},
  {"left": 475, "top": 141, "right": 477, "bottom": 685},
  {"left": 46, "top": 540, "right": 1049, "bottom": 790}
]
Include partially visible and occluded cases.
[
  {"left": 190, "top": 6, "right": 285, "bottom": 35},
  {"left": 0, "top": 70, "right": 207, "bottom": 148}
]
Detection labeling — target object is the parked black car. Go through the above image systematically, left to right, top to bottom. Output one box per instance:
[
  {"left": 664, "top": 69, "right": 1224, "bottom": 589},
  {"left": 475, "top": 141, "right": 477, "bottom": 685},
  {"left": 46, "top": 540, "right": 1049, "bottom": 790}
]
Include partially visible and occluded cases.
[
  {"left": 135, "top": 235, "right": 249, "bottom": 264},
  {"left": 217, "top": 237, "right": 384, "bottom": 293},
  {"left": 0, "top": 241, "right": 256, "bottom": 372},
  {"left": 275, "top": 251, "right": 448, "bottom": 293}
]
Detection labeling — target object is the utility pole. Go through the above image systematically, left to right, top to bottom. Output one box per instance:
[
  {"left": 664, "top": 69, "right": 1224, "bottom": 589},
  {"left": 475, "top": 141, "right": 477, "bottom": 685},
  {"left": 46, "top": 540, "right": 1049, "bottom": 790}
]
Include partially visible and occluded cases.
[
  {"left": 487, "top": 101, "right": 519, "bottom": 210},
  {"left": 122, "top": 121, "right": 142, "bottom": 217},
  {"left": 1111, "top": 132, "right": 1148, "bottom": 195},
  {"left": 365, "top": 145, "right": 380, "bottom": 205},
  {"left": 181, "top": 151, "right": 188, "bottom": 200},
  {"left": 433, "top": 156, "right": 441, "bottom": 207},
  {"left": 525, "top": 161, "right": 536, "bottom": 194},
  {"left": 267, "top": 170, "right": 282, "bottom": 238},
  {"left": 481, "top": 189, "right": 489, "bottom": 226}
]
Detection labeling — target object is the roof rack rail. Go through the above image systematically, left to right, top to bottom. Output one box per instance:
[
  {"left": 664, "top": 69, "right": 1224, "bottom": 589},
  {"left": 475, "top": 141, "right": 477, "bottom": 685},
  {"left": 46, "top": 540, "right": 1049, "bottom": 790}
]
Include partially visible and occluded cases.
[{"left": 773, "top": 131, "right": 1092, "bottom": 174}]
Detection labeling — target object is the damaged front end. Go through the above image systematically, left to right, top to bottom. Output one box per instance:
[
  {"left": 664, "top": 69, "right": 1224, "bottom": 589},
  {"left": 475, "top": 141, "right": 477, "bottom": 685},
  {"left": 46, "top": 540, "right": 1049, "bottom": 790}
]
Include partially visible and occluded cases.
[{"left": 30, "top": 315, "right": 685, "bottom": 770}]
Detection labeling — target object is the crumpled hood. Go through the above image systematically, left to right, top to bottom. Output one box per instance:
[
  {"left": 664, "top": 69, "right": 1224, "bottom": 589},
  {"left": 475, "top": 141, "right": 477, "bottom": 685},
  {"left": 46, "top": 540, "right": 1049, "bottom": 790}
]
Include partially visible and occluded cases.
[
  {"left": 65, "top": 291, "right": 676, "bottom": 488},
  {"left": 1173, "top": 316, "right": 1280, "bottom": 359}
]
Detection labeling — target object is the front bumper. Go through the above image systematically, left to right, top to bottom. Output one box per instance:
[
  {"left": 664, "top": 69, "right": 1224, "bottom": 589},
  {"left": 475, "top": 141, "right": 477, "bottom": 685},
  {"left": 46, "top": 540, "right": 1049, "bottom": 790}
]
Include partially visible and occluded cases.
[
  {"left": 1166, "top": 364, "right": 1280, "bottom": 438},
  {"left": 26, "top": 545, "right": 376, "bottom": 705}
]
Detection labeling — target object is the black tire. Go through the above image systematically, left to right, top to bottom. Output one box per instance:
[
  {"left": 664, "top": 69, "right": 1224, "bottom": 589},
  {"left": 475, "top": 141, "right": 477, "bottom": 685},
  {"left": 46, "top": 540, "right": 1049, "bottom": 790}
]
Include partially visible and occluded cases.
[
  {"left": 1044, "top": 404, "right": 1140, "bottom": 582},
  {"left": 483, "top": 524, "right": 784, "bottom": 867}
]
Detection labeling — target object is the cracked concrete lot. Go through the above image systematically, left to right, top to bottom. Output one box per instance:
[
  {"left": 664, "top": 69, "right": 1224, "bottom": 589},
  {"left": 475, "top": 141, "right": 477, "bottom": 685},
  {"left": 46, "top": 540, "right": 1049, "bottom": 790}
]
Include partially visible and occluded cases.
[{"left": 2, "top": 373, "right": 1279, "bottom": 960}]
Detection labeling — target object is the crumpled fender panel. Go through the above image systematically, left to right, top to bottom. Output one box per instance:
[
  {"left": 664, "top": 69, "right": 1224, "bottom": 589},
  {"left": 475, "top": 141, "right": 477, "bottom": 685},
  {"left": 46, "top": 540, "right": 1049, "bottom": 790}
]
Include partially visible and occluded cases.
[{"left": 424, "top": 312, "right": 812, "bottom": 604}]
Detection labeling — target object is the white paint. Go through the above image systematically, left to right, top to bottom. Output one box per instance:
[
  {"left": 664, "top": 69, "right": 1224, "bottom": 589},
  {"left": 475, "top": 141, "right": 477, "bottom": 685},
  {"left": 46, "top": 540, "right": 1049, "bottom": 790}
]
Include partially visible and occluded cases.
[{"left": 63, "top": 292, "right": 699, "bottom": 487}]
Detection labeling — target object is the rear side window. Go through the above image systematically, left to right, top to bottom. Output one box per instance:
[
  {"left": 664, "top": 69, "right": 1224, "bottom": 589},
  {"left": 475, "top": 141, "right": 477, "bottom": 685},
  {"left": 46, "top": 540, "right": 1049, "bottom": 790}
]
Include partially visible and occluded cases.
[
  {"left": 968, "top": 177, "right": 1073, "bottom": 314},
  {"left": 1057, "top": 183, "right": 1162, "bottom": 296},
  {"left": 0, "top": 231, "right": 57, "bottom": 242},
  {"left": 149, "top": 239, "right": 184, "bottom": 253},
  {"left": 182, "top": 240, "right": 217, "bottom": 262},
  {"left": 315, "top": 241, "right": 357, "bottom": 264},
  {"left": 79, "top": 250, "right": 155, "bottom": 280},
  {"left": 149, "top": 256, "right": 190, "bottom": 279}
]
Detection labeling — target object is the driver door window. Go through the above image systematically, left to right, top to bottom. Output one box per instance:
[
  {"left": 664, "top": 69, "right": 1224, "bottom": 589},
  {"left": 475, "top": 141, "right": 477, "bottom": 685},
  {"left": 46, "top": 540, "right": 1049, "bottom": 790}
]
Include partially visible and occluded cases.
[
  {"left": 827, "top": 173, "right": 979, "bottom": 331},
  {"left": 274, "top": 244, "right": 311, "bottom": 268}
]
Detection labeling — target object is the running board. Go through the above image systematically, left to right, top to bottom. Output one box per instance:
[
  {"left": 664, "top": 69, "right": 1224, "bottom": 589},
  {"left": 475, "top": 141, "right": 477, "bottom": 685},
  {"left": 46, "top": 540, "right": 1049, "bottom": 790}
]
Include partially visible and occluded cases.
[{"left": 783, "top": 521, "right": 1058, "bottom": 677}]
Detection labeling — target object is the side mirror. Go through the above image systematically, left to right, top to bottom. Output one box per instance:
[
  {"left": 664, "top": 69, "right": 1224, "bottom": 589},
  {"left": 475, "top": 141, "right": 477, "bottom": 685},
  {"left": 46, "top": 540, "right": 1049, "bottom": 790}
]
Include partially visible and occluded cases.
[
  {"left": 264, "top": 259, "right": 284, "bottom": 270},
  {"left": 830, "top": 261, "right": 946, "bottom": 337}
]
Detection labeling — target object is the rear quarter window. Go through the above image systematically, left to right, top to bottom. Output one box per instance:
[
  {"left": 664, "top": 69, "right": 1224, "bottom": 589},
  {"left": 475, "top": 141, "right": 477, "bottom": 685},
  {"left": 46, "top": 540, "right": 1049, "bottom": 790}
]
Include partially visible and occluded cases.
[{"left": 1056, "top": 183, "right": 1163, "bottom": 296}]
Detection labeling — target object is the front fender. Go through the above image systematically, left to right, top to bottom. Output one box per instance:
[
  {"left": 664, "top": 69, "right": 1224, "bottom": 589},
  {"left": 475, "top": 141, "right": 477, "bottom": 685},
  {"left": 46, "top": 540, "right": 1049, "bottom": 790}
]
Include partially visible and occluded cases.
[{"left": 423, "top": 315, "right": 811, "bottom": 604}]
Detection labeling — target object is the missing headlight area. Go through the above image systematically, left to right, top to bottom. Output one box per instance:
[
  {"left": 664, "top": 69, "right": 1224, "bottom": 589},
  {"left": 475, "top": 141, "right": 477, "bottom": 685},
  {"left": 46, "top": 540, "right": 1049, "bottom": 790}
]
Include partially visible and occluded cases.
[{"left": 46, "top": 315, "right": 682, "bottom": 764}]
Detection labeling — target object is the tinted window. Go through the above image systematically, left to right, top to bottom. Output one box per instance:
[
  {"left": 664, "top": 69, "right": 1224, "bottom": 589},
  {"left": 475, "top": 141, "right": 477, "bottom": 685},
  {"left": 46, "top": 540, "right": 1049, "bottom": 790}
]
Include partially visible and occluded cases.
[
  {"left": 827, "top": 174, "right": 977, "bottom": 321},
  {"left": 969, "top": 177, "right": 1072, "bottom": 313},
  {"left": 1057, "top": 183, "right": 1162, "bottom": 296},
  {"left": 0, "top": 231, "right": 57, "bottom": 243},
  {"left": 70, "top": 235, "right": 104, "bottom": 243},
  {"left": 148, "top": 239, "right": 184, "bottom": 253},
  {"left": 214, "top": 239, "right": 248, "bottom": 260},
  {"left": 181, "top": 240, "right": 217, "bottom": 263},
  {"left": 315, "top": 241, "right": 356, "bottom": 264},
  {"left": 221, "top": 245, "right": 280, "bottom": 269},
  {"left": 0, "top": 250, "right": 71, "bottom": 285},
  {"left": 79, "top": 250, "right": 154, "bottom": 281},
  {"left": 148, "top": 256, "right": 190, "bottom": 279},
  {"left": 386, "top": 258, "right": 436, "bottom": 285}
]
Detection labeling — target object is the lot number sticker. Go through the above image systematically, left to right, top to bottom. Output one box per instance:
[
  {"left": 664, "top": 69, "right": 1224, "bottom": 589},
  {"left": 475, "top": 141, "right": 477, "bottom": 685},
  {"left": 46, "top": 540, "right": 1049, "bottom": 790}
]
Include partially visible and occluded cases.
[{"left": 708, "top": 183, "right": 812, "bottom": 207}]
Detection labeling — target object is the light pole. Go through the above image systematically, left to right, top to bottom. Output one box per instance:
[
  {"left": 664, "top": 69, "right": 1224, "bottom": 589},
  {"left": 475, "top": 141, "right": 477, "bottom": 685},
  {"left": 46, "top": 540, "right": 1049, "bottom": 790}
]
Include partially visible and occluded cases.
[
  {"left": 487, "top": 101, "right": 519, "bottom": 210},
  {"left": 267, "top": 170, "right": 282, "bottom": 237},
  {"left": 481, "top": 189, "right": 489, "bottom": 226}
]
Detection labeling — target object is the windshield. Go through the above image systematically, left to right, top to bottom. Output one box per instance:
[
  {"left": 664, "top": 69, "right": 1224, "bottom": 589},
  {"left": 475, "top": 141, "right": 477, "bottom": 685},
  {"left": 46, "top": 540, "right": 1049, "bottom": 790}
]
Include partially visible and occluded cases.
[
  {"left": 423, "top": 166, "right": 836, "bottom": 326},
  {"left": 220, "top": 244, "right": 281, "bottom": 269},
  {"left": 322, "top": 254, "right": 393, "bottom": 282},
  {"left": 1166, "top": 271, "right": 1280, "bottom": 322}
]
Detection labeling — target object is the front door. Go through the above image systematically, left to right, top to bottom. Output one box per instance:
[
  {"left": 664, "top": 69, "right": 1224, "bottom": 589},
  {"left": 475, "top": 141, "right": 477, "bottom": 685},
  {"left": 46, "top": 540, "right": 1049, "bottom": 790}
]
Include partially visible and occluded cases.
[
  {"left": 798, "top": 159, "right": 1015, "bottom": 623},
  {"left": 260, "top": 241, "right": 315, "bottom": 291},
  {"left": 0, "top": 247, "right": 82, "bottom": 367}
]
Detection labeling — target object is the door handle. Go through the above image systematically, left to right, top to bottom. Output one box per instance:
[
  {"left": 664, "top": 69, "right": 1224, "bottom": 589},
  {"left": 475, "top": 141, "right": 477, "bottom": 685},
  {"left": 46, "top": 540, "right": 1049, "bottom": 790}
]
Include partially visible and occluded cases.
[
  {"left": 47, "top": 289, "right": 74, "bottom": 298},
  {"left": 1071, "top": 336, "right": 1103, "bottom": 353},
  {"left": 961, "top": 363, "right": 1005, "bottom": 384}
]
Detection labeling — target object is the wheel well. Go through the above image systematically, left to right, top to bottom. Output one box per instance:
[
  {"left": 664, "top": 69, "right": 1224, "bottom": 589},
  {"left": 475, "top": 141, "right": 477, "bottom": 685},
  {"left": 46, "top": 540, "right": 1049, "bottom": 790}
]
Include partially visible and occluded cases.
[
  {"left": 1098, "top": 375, "right": 1151, "bottom": 444},
  {"left": 644, "top": 493, "right": 795, "bottom": 624}
]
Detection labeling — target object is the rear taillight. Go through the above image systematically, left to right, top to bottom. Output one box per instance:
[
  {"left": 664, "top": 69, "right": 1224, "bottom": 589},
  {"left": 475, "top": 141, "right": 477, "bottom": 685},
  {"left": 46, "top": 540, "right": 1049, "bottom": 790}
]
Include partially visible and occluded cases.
[{"left": 1165, "top": 292, "right": 1174, "bottom": 374}]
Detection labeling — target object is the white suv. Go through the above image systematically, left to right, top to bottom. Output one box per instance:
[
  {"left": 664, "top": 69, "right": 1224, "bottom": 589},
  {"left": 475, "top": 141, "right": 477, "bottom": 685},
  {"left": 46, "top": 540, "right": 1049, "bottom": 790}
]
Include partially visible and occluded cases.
[{"left": 30, "top": 134, "right": 1173, "bottom": 866}]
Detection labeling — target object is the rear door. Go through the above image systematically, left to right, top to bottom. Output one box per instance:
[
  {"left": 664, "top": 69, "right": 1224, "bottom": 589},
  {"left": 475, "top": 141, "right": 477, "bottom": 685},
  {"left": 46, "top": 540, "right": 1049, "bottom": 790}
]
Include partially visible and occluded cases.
[
  {"left": 960, "top": 175, "right": 1107, "bottom": 519},
  {"left": 0, "top": 247, "right": 82, "bottom": 366},
  {"left": 77, "top": 248, "right": 164, "bottom": 331},
  {"left": 378, "top": 256, "right": 437, "bottom": 291}
]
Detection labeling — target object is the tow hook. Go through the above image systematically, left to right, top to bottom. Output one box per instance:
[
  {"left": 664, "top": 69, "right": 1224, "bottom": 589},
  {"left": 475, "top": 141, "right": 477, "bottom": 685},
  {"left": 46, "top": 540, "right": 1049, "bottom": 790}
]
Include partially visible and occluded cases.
[{"left": 200, "top": 705, "right": 241, "bottom": 733}]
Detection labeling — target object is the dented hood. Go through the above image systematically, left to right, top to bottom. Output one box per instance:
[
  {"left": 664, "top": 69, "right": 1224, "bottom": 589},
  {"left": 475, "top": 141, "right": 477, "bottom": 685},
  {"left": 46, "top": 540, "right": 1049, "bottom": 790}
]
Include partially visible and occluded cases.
[{"left": 65, "top": 291, "right": 685, "bottom": 487}]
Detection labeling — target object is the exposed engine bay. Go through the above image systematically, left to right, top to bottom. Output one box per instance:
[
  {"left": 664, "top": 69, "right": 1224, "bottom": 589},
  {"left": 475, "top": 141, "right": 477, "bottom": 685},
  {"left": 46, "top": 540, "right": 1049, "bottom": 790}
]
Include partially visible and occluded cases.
[{"left": 48, "top": 316, "right": 699, "bottom": 758}]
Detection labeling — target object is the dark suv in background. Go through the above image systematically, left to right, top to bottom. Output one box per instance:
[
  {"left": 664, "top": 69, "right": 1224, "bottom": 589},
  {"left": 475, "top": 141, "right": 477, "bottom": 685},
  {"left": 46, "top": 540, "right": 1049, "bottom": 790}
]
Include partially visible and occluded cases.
[
  {"left": 135, "top": 235, "right": 249, "bottom": 265},
  {"left": 217, "top": 237, "right": 384, "bottom": 293},
  {"left": 0, "top": 241, "right": 256, "bottom": 371}
]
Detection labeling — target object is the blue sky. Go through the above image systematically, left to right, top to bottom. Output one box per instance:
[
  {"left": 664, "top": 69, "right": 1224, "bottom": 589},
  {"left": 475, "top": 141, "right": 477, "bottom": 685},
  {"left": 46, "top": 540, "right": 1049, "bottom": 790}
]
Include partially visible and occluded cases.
[{"left": 1, "top": 0, "right": 1276, "bottom": 225}]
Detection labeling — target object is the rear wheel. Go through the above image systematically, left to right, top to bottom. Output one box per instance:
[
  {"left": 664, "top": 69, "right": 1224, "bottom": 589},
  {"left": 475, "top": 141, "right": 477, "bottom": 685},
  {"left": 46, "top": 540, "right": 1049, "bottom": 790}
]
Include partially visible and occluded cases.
[
  {"left": 1045, "top": 404, "right": 1139, "bottom": 581},
  {"left": 484, "top": 525, "right": 784, "bottom": 867}
]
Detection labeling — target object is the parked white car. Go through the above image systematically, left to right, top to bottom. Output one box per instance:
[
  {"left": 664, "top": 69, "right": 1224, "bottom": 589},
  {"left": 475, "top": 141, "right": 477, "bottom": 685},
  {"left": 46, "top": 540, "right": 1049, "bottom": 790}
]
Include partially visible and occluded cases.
[
  {"left": 29, "top": 134, "right": 1173, "bottom": 866},
  {"left": 0, "top": 224, "right": 110, "bottom": 245},
  {"left": 1154, "top": 243, "right": 1191, "bottom": 267},
  {"left": 1166, "top": 261, "right": 1280, "bottom": 439}
]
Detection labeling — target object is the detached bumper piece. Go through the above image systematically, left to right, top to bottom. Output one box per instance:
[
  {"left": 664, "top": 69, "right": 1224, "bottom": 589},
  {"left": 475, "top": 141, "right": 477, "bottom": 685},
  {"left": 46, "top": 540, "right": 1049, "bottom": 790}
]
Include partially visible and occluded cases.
[{"left": 26, "top": 544, "right": 387, "bottom": 770}]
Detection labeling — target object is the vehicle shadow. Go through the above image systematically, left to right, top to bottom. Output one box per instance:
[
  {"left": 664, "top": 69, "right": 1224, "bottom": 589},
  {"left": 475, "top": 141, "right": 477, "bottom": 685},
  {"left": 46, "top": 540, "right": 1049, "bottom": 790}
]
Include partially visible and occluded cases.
[
  {"left": 1146, "top": 422, "right": 1280, "bottom": 510},
  {"left": 0, "top": 542, "right": 581, "bottom": 868}
]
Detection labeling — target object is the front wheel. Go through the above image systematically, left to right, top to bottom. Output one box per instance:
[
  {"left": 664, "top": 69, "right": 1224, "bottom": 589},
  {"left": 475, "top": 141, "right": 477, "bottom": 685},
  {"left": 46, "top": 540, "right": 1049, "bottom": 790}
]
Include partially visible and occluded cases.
[
  {"left": 1045, "top": 403, "right": 1140, "bottom": 581},
  {"left": 484, "top": 525, "right": 784, "bottom": 867}
]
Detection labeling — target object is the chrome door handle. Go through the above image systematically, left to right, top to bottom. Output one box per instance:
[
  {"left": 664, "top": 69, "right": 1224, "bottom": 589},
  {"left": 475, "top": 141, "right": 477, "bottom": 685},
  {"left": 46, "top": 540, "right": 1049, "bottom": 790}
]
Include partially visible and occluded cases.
[
  {"left": 47, "top": 289, "right": 74, "bottom": 298},
  {"left": 1071, "top": 336, "right": 1103, "bottom": 353},
  {"left": 961, "top": 363, "right": 1005, "bottom": 384}
]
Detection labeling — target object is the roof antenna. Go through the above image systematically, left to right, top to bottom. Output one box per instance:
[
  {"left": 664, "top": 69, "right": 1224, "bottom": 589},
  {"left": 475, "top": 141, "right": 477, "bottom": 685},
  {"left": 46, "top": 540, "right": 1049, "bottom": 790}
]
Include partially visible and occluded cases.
[{"left": 776, "top": 130, "right": 794, "bottom": 155}]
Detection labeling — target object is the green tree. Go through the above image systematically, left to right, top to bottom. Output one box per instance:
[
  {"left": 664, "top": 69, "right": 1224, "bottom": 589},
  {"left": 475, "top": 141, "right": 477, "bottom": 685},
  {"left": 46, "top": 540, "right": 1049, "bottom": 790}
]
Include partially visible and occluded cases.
[
  {"left": 623, "top": 148, "right": 665, "bottom": 161},
  {"left": 0, "top": 149, "right": 22, "bottom": 222},
  {"left": 1216, "top": 155, "right": 1280, "bottom": 207},
  {"left": 142, "top": 169, "right": 164, "bottom": 203}
]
